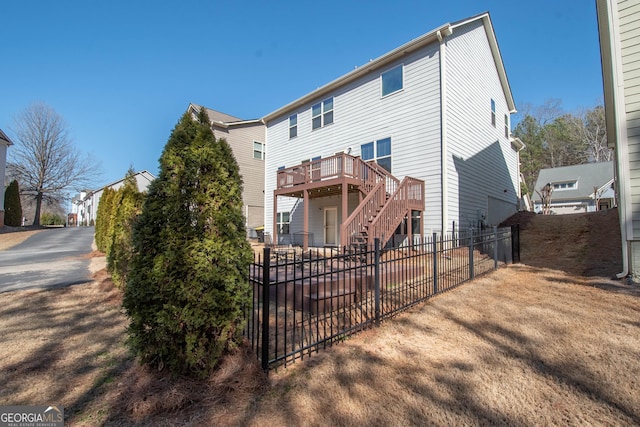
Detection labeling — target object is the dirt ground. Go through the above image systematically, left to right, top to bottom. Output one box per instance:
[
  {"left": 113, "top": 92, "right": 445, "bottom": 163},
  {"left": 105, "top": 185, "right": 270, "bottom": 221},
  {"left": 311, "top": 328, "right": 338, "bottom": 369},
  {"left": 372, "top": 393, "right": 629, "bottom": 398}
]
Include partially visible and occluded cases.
[{"left": 0, "top": 211, "right": 639, "bottom": 426}]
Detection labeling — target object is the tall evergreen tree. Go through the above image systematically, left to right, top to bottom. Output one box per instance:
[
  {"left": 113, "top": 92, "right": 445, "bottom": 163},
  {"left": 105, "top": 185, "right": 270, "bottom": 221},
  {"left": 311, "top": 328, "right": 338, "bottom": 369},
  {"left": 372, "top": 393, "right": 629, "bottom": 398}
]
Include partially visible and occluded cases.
[
  {"left": 123, "top": 109, "right": 252, "bottom": 378},
  {"left": 107, "top": 168, "right": 145, "bottom": 288},
  {"left": 4, "top": 180, "right": 22, "bottom": 227},
  {"left": 95, "top": 187, "right": 117, "bottom": 252}
]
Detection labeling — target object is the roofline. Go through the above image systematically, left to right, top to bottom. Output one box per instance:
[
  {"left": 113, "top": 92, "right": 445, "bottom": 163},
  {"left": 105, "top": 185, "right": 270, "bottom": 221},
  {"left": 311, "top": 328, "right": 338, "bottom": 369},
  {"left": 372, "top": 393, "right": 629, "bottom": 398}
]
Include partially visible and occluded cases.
[
  {"left": 263, "top": 12, "right": 515, "bottom": 123},
  {"left": 188, "top": 103, "right": 262, "bottom": 129},
  {"left": 0, "top": 128, "right": 14, "bottom": 146}
]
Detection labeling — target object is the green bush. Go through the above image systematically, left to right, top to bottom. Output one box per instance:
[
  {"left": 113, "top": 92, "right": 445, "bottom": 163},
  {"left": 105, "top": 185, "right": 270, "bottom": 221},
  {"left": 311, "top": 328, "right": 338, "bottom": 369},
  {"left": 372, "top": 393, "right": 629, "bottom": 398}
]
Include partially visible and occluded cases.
[
  {"left": 123, "top": 110, "right": 252, "bottom": 378},
  {"left": 107, "top": 169, "right": 145, "bottom": 288},
  {"left": 4, "top": 180, "right": 22, "bottom": 227},
  {"left": 95, "top": 187, "right": 116, "bottom": 253},
  {"left": 40, "top": 212, "right": 65, "bottom": 226}
]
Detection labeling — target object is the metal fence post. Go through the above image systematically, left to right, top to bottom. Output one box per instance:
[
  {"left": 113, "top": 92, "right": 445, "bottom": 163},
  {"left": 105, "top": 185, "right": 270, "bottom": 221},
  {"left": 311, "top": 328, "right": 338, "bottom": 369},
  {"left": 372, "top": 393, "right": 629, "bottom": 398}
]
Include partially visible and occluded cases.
[
  {"left": 493, "top": 225, "right": 498, "bottom": 269},
  {"left": 469, "top": 228, "right": 475, "bottom": 280},
  {"left": 432, "top": 233, "right": 438, "bottom": 294},
  {"left": 374, "top": 238, "right": 381, "bottom": 325},
  {"left": 261, "top": 247, "right": 271, "bottom": 372}
]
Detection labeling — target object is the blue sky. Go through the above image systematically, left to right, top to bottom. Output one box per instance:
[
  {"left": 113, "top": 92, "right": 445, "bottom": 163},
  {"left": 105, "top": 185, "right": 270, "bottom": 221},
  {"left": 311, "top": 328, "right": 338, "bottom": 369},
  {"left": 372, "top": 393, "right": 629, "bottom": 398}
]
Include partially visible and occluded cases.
[{"left": 1, "top": 1, "right": 603, "bottom": 188}]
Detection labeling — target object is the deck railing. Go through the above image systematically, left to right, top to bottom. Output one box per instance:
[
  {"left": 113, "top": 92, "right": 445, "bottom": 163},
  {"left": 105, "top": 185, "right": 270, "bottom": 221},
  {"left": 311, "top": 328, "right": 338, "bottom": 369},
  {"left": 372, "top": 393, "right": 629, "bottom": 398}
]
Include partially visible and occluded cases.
[{"left": 367, "top": 177, "right": 425, "bottom": 245}]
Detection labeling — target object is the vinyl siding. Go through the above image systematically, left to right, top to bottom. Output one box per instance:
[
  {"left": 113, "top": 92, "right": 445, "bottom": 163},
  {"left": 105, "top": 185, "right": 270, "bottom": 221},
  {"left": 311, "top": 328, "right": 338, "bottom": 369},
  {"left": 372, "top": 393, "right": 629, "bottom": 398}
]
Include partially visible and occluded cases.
[
  {"left": 618, "top": 0, "right": 640, "bottom": 236},
  {"left": 445, "top": 20, "right": 519, "bottom": 229},
  {"left": 265, "top": 43, "right": 442, "bottom": 241},
  {"left": 213, "top": 123, "right": 266, "bottom": 229},
  {"left": 0, "top": 143, "right": 7, "bottom": 212}
]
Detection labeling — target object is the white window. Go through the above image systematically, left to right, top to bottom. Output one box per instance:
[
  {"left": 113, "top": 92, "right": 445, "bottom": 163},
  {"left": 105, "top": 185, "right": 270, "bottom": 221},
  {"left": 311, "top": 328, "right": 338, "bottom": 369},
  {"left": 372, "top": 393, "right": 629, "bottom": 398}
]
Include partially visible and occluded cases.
[
  {"left": 381, "top": 65, "right": 403, "bottom": 97},
  {"left": 312, "top": 97, "right": 334, "bottom": 130},
  {"left": 491, "top": 99, "right": 496, "bottom": 127},
  {"left": 289, "top": 114, "right": 297, "bottom": 139},
  {"left": 504, "top": 114, "right": 509, "bottom": 138},
  {"left": 361, "top": 137, "right": 392, "bottom": 172},
  {"left": 253, "top": 141, "right": 265, "bottom": 160},
  {"left": 552, "top": 181, "right": 577, "bottom": 190},
  {"left": 277, "top": 212, "right": 290, "bottom": 235}
]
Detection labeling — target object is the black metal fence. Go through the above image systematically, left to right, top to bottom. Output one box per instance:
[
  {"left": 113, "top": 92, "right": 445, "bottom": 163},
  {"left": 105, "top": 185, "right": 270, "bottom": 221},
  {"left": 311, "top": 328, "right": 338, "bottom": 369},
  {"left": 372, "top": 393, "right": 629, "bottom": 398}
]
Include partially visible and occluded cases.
[{"left": 244, "top": 225, "right": 519, "bottom": 371}]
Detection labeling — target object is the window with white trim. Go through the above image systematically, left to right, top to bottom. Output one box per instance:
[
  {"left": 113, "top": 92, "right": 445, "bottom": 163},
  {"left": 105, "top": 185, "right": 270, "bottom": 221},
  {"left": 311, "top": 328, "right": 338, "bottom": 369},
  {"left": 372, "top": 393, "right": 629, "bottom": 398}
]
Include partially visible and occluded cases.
[
  {"left": 381, "top": 65, "right": 403, "bottom": 97},
  {"left": 312, "top": 97, "right": 333, "bottom": 130},
  {"left": 491, "top": 99, "right": 496, "bottom": 127},
  {"left": 289, "top": 114, "right": 297, "bottom": 139},
  {"left": 504, "top": 114, "right": 509, "bottom": 138},
  {"left": 361, "top": 137, "right": 392, "bottom": 172},
  {"left": 253, "top": 141, "right": 265, "bottom": 160},
  {"left": 552, "top": 181, "right": 577, "bottom": 190},
  {"left": 277, "top": 212, "right": 290, "bottom": 235}
]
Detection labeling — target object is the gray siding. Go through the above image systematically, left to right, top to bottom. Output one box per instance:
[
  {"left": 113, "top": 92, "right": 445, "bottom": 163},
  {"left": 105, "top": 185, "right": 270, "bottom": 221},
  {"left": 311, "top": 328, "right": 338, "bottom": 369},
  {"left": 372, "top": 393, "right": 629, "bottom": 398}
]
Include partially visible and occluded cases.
[
  {"left": 618, "top": 0, "right": 640, "bottom": 237},
  {"left": 445, "top": 20, "right": 519, "bottom": 229}
]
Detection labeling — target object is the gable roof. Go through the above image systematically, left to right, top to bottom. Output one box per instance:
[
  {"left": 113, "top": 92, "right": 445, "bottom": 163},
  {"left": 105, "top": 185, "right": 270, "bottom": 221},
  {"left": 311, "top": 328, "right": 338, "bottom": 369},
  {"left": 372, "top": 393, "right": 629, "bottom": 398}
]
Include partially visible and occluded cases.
[
  {"left": 263, "top": 12, "right": 515, "bottom": 123},
  {"left": 188, "top": 103, "right": 262, "bottom": 128},
  {"left": 0, "top": 128, "right": 14, "bottom": 146},
  {"left": 532, "top": 162, "right": 615, "bottom": 201}
]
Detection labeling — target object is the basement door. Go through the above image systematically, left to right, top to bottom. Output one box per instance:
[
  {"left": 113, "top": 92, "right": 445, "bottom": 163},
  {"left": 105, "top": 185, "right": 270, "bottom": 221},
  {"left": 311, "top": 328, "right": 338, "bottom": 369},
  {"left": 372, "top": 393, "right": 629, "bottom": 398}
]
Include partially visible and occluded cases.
[{"left": 324, "top": 207, "right": 338, "bottom": 246}]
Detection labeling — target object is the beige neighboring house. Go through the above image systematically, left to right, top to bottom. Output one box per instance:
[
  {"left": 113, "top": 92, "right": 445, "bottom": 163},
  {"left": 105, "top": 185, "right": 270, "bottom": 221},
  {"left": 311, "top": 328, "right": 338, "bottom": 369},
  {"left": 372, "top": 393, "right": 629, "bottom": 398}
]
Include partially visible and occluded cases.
[
  {"left": 597, "top": 0, "right": 640, "bottom": 280},
  {"left": 187, "top": 103, "right": 266, "bottom": 237},
  {"left": 0, "top": 128, "right": 14, "bottom": 227},
  {"left": 71, "top": 170, "right": 155, "bottom": 226}
]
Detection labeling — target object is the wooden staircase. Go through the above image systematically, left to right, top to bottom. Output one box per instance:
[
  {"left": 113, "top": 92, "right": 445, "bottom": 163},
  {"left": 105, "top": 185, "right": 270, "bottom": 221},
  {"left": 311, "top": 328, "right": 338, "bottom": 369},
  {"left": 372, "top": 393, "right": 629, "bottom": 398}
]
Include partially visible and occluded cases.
[{"left": 341, "top": 160, "right": 424, "bottom": 249}]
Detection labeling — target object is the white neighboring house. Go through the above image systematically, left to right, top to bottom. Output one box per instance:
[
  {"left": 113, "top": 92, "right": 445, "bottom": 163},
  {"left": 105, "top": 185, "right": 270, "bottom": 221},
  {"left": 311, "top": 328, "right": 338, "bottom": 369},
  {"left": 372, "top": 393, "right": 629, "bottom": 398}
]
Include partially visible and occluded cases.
[
  {"left": 263, "top": 12, "right": 523, "bottom": 249},
  {"left": 0, "top": 128, "right": 14, "bottom": 226},
  {"left": 532, "top": 162, "right": 616, "bottom": 214},
  {"left": 71, "top": 170, "right": 155, "bottom": 226}
]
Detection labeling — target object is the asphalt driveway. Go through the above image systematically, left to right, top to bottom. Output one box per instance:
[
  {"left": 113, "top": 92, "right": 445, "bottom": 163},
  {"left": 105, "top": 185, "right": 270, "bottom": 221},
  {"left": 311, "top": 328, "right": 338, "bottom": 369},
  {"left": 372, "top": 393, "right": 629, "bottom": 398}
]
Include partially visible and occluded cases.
[{"left": 0, "top": 226, "right": 96, "bottom": 292}]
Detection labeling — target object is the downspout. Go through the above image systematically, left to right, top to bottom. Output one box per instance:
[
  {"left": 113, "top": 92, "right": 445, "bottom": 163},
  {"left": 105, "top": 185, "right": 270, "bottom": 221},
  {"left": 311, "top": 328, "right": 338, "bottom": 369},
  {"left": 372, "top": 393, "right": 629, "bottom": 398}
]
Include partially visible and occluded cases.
[{"left": 437, "top": 26, "right": 452, "bottom": 235}]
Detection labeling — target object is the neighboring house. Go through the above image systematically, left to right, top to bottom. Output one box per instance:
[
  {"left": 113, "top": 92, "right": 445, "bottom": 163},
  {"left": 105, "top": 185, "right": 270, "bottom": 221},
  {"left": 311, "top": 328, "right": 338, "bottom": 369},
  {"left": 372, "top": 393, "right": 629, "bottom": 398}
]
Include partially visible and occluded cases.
[
  {"left": 597, "top": 0, "right": 640, "bottom": 280},
  {"left": 263, "top": 12, "right": 523, "bottom": 249},
  {"left": 187, "top": 104, "right": 265, "bottom": 236},
  {"left": 0, "top": 129, "right": 14, "bottom": 227},
  {"left": 531, "top": 162, "right": 616, "bottom": 214},
  {"left": 71, "top": 170, "right": 155, "bottom": 226}
]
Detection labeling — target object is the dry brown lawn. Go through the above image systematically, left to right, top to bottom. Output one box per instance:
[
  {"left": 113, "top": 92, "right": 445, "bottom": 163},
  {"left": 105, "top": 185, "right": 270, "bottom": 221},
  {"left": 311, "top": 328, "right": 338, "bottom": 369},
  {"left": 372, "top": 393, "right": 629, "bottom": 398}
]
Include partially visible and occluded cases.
[{"left": 1, "top": 212, "right": 639, "bottom": 426}]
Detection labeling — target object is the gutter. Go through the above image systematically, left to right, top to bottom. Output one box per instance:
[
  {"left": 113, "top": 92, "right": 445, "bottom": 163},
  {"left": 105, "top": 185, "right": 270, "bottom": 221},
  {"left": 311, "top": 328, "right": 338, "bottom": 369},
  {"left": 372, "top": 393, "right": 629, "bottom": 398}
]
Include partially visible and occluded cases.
[{"left": 438, "top": 26, "right": 453, "bottom": 234}]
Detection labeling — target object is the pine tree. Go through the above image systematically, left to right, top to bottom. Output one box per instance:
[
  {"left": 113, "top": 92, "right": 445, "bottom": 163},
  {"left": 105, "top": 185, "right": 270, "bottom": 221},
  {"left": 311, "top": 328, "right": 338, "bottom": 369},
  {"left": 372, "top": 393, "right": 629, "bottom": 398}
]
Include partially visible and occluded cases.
[
  {"left": 123, "top": 110, "right": 252, "bottom": 378},
  {"left": 107, "top": 168, "right": 145, "bottom": 288},
  {"left": 4, "top": 180, "right": 22, "bottom": 227},
  {"left": 95, "top": 187, "right": 116, "bottom": 253}
]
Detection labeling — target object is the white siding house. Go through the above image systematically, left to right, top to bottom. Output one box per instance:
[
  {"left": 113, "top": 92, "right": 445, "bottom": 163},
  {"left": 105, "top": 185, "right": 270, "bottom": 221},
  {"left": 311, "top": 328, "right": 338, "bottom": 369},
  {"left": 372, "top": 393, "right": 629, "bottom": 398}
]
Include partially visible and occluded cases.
[
  {"left": 597, "top": 0, "right": 640, "bottom": 280},
  {"left": 263, "top": 13, "right": 522, "bottom": 248},
  {"left": 0, "top": 129, "right": 14, "bottom": 226},
  {"left": 72, "top": 170, "right": 155, "bottom": 226}
]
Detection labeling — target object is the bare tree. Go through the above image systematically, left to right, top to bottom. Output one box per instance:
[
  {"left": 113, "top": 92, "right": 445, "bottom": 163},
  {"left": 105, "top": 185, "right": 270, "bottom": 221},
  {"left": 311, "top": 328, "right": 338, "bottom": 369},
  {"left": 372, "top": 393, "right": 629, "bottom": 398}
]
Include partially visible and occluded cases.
[
  {"left": 8, "top": 102, "right": 101, "bottom": 225},
  {"left": 576, "top": 106, "right": 612, "bottom": 162}
]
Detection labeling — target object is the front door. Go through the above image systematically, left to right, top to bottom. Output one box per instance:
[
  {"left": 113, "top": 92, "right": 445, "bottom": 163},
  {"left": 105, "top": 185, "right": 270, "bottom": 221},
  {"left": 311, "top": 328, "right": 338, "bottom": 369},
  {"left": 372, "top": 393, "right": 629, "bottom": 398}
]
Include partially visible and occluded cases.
[{"left": 324, "top": 207, "right": 338, "bottom": 246}]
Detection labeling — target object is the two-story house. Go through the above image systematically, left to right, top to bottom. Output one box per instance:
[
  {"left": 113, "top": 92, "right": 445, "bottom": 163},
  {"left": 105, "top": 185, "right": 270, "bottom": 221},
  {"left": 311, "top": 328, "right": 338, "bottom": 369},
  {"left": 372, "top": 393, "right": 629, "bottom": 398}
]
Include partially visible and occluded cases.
[
  {"left": 263, "top": 12, "right": 523, "bottom": 249},
  {"left": 187, "top": 104, "right": 266, "bottom": 235},
  {"left": 72, "top": 170, "right": 155, "bottom": 226}
]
